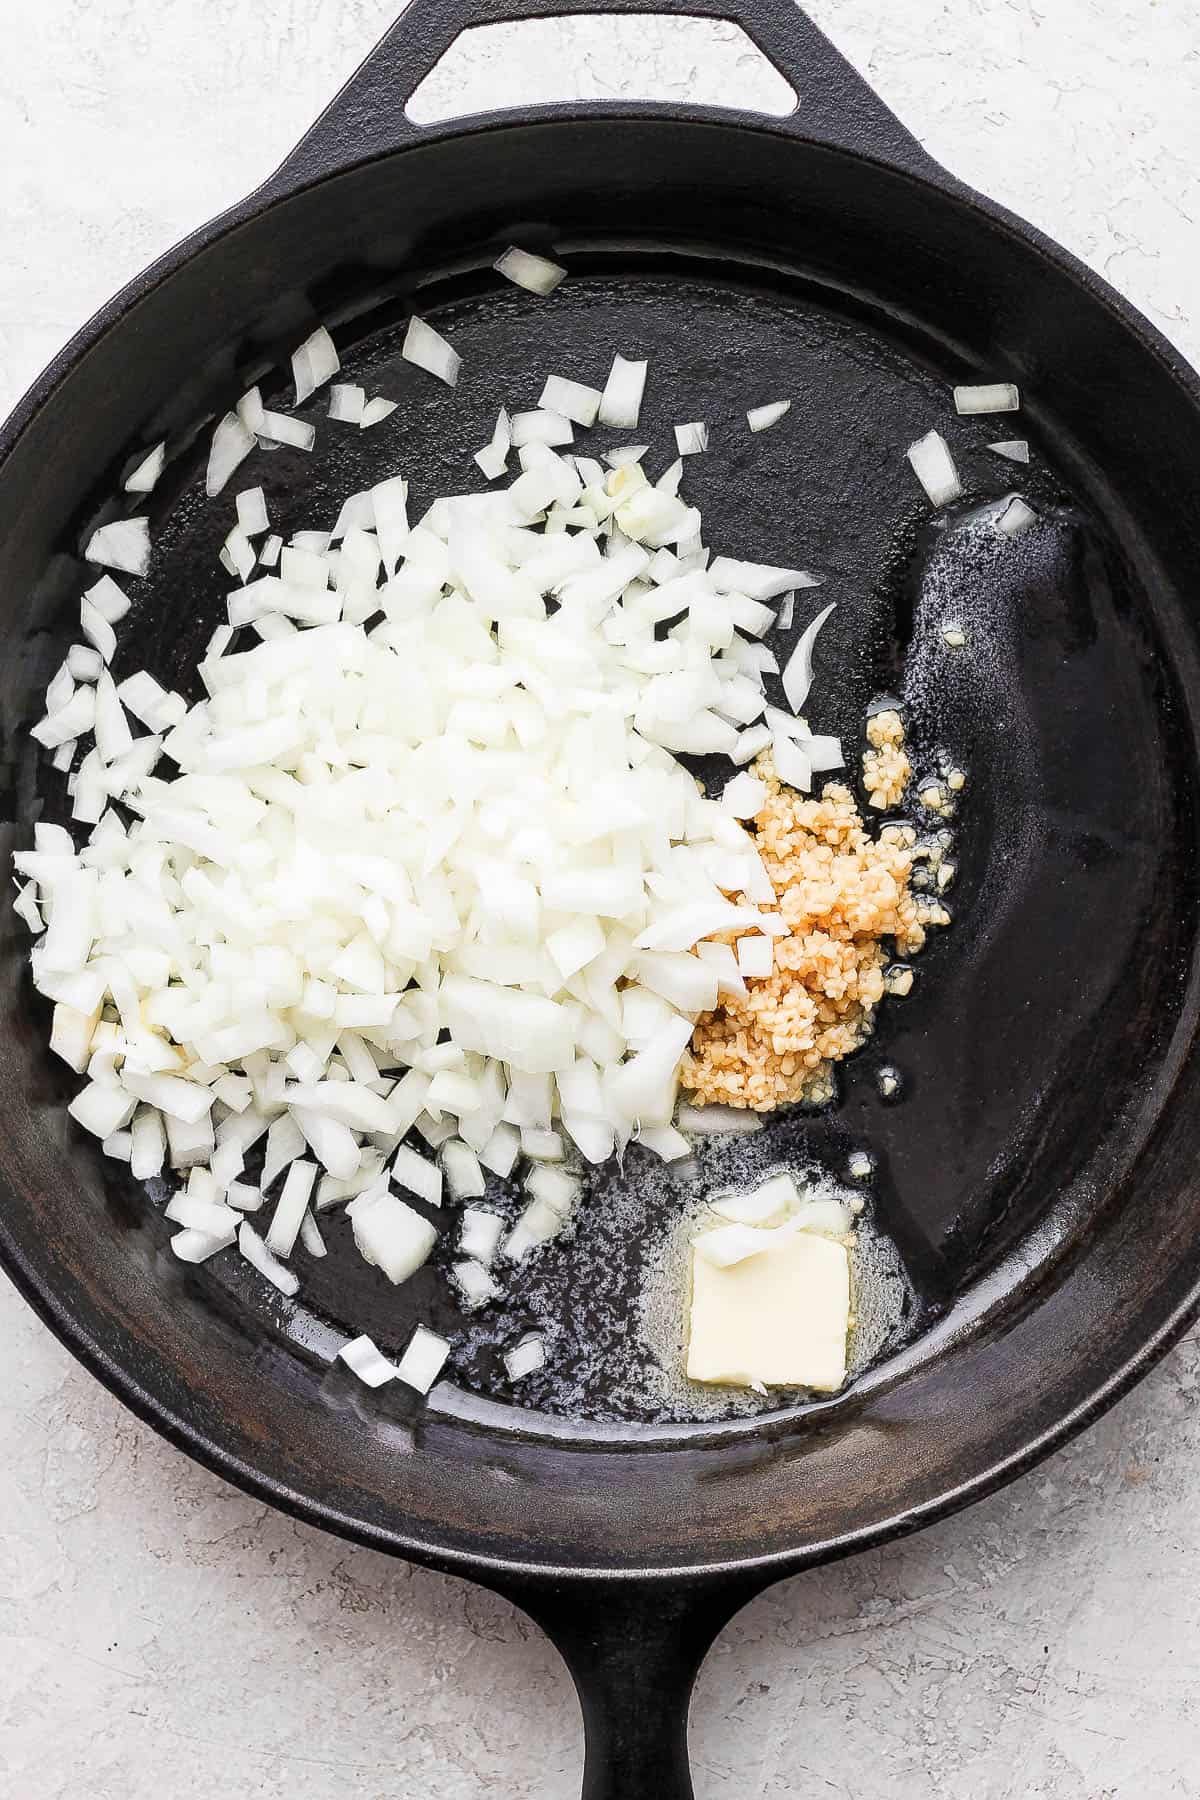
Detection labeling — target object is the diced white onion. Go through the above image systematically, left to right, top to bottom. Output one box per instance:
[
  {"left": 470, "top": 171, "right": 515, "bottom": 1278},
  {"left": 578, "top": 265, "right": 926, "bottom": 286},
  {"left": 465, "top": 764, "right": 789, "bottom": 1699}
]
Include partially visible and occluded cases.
[
  {"left": 494, "top": 247, "right": 567, "bottom": 296},
  {"left": 402, "top": 316, "right": 460, "bottom": 388},
  {"left": 293, "top": 327, "right": 340, "bottom": 405},
  {"left": 23, "top": 342, "right": 881, "bottom": 1388},
  {"left": 598, "top": 356, "right": 647, "bottom": 429},
  {"left": 539, "top": 375, "right": 601, "bottom": 427},
  {"left": 954, "top": 382, "right": 1020, "bottom": 415},
  {"left": 329, "top": 384, "right": 366, "bottom": 425},
  {"left": 360, "top": 397, "right": 398, "bottom": 430},
  {"left": 747, "top": 401, "right": 790, "bottom": 432},
  {"left": 475, "top": 407, "right": 512, "bottom": 481},
  {"left": 511, "top": 410, "right": 574, "bottom": 448},
  {"left": 208, "top": 412, "right": 256, "bottom": 497},
  {"left": 259, "top": 413, "right": 316, "bottom": 452},
  {"left": 674, "top": 422, "right": 708, "bottom": 456},
  {"left": 907, "top": 430, "right": 962, "bottom": 507},
  {"left": 989, "top": 440, "right": 1030, "bottom": 464},
  {"left": 125, "top": 443, "right": 166, "bottom": 494},
  {"left": 604, "top": 445, "right": 649, "bottom": 468},
  {"left": 237, "top": 487, "right": 270, "bottom": 536},
  {"left": 996, "top": 496, "right": 1038, "bottom": 539},
  {"left": 85, "top": 516, "right": 150, "bottom": 577},
  {"left": 708, "top": 557, "right": 821, "bottom": 601},
  {"left": 781, "top": 601, "right": 837, "bottom": 715},
  {"left": 722, "top": 772, "right": 766, "bottom": 819},
  {"left": 677, "top": 1104, "right": 763, "bottom": 1136},
  {"left": 442, "top": 1139, "right": 486, "bottom": 1200},
  {"left": 265, "top": 1159, "right": 317, "bottom": 1257},
  {"left": 348, "top": 1189, "right": 437, "bottom": 1284},
  {"left": 460, "top": 1207, "right": 504, "bottom": 1264},
  {"left": 171, "top": 1225, "right": 235, "bottom": 1264},
  {"left": 451, "top": 1258, "right": 499, "bottom": 1309},
  {"left": 396, "top": 1324, "right": 450, "bottom": 1393},
  {"left": 338, "top": 1333, "right": 396, "bottom": 1387},
  {"left": 503, "top": 1334, "right": 546, "bottom": 1381}
]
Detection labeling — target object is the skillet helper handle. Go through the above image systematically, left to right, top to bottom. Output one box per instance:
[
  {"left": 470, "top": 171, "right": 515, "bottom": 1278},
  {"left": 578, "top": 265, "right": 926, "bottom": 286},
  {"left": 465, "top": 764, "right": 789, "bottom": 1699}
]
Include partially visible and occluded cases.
[
  {"left": 264, "top": 0, "right": 940, "bottom": 196},
  {"left": 493, "top": 1575, "right": 754, "bottom": 1800}
]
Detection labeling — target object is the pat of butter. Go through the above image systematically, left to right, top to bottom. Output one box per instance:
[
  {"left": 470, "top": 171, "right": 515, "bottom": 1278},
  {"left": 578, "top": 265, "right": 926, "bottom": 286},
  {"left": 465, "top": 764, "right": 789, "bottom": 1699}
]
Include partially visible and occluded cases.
[{"left": 687, "top": 1230, "right": 851, "bottom": 1392}]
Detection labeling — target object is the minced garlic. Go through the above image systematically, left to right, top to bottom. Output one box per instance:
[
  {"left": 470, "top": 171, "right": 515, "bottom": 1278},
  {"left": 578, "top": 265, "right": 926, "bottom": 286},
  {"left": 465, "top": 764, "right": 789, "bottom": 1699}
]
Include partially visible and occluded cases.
[
  {"left": 863, "top": 709, "right": 911, "bottom": 811},
  {"left": 682, "top": 754, "right": 940, "bottom": 1111}
]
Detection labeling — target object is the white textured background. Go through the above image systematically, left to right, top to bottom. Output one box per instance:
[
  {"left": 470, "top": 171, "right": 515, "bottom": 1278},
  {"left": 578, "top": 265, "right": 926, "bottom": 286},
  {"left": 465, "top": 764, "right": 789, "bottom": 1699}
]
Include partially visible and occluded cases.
[{"left": 3, "top": 4, "right": 1200, "bottom": 1795}]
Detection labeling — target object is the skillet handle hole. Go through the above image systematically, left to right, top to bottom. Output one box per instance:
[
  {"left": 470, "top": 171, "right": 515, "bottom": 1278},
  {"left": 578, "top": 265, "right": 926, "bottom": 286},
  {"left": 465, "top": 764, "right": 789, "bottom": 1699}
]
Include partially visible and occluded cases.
[{"left": 405, "top": 16, "right": 798, "bottom": 124}]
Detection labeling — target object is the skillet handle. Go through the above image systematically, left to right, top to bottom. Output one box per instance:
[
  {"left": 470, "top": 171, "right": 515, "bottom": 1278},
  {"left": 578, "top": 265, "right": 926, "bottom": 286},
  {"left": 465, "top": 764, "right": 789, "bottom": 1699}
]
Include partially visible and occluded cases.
[
  {"left": 262, "top": 0, "right": 941, "bottom": 197},
  {"left": 489, "top": 1574, "right": 756, "bottom": 1799}
]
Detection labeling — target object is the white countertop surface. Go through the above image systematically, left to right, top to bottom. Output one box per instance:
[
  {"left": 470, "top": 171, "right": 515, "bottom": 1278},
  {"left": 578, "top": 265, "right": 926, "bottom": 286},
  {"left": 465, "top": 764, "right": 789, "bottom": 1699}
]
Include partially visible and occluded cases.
[{"left": 3, "top": 3, "right": 1200, "bottom": 1795}]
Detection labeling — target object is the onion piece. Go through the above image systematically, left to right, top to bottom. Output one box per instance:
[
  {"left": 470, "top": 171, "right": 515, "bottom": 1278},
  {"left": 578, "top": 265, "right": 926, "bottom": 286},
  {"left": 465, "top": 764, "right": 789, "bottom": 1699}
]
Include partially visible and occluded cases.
[
  {"left": 494, "top": 246, "right": 567, "bottom": 295},
  {"left": 402, "top": 316, "right": 460, "bottom": 388},
  {"left": 293, "top": 327, "right": 340, "bottom": 405},
  {"left": 598, "top": 355, "right": 647, "bottom": 429},
  {"left": 539, "top": 375, "right": 601, "bottom": 427},
  {"left": 954, "top": 382, "right": 1020, "bottom": 415},
  {"left": 329, "top": 383, "right": 366, "bottom": 425},
  {"left": 238, "top": 387, "right": 266, "bottom": 436},
  {"left": 360, "top": 397, "right": 398, "bottom": 430},
  {"left": 747, "top": 400, "right": 790, "bottom": 432},
  {"left": 475, "top": 407, "right": 512, "bottom": 481},
  {"left": 511, "top": 409, "right": 574, "bottom": 449},
  {"left": 207, "top": 412, "right": 256, "bottom": 497},
  {"left": 258, "top": 412, "right": 316, "bottom": 452},
  {"left": 674, "top": 422, "right": 708, "bottom": 456},
  {"left": 907, "top": 430, "right": 962, "bottom": 507},
  {"left": 989, "top": 439, "right": 1030, "bottom": 464},
  {"left": 125, "top": 442, "right": 166, "bottom": 494},
  {"left": 604, "top": 445, "right": 649, "bottom": 468},
  {"left": 236, "top": 486, "right": 270, "bottom": 536},
  {"left": 996, "top": 496, "right": 1037, "bottom": 539},
  {"left": 85, "top": 516, "right": 150, "bottom": 577},
  {"left": 223, "top": 526, "right": 256, "bottom": 584},
  {"left": 708, "top": 557, "right": 821, "bottom": 601},
  {"left": 79, "top": 598, "right": 117, "bottom": 662},
  {"left": 781, "top": 601, "right": 837, "bottom": 715},
  {"left": 66, "top": 643, "right": 103, "bottom": 681},
  {"left": 45, "top": 666, "right": 73, "bottom": 712},
  {"left": 32, "top": 685, "right": 96, "bottom": 749},
  {"left": 772, "top": 733, "right": 812, "bottom": 793},
  {"left": 722, "top": 772, "right": 767, "bottom": 819},
  {"left": 13, "top": 884, "right": 44, "bottom": 934},
  {"left": 736, "top": 935, "right": 773, "bottom": 978},
  {"left": 69, "top": 1081, "right": 135, "bottom": 1139},
  {"left": 677, "top": 1104, "right": 763, "bottom": 1136},
  {"left": 130, "top": 1107, "right": 166, "bottom": 1179},
  {"left": 637, "top": 1123, "right": 690, "bottom": 1161},
  {"left": 442, "top": 1139, "right": 486, "bottom": 1200},
  {"left": 265, "top": 1159, "right": 318, "bottom": 1257},
  {"left": 711, "top": 1172, "right": 801, "bottom": 1226},
  {"left": 348, "top": 1189, "right": 437, "bottom": 1284},
  {"left": 460, "top": 1207, "right": 504, "bottom": 1264},
  {"left": 299, "top": 1211, "right": 327, "bottom": 1258},
  {"left": 693, "top": 1219, "right": 802, "bottom": 1267},
  {"left": 171, "top": 1225, "right": 236, "bottom": 1264},
  {"left": 451, "top": 1258, "right": 500, "bottom": 1309},
  {"left": 396, "top": 1323, "right": 451, "bottom": 1393},
  {"left": 338, "top": 1333, "right": 397, "bottom": 1387},
  {"left": 503, "top": 1334, "right": 546, "bottom": 1381}
]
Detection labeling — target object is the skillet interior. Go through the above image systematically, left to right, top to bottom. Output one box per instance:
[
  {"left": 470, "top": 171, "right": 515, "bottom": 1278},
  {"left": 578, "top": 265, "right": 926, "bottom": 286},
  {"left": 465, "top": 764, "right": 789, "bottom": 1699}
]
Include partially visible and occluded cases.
[{"left": 2, "top": 116, "right": 1200, "bottom": 1573}]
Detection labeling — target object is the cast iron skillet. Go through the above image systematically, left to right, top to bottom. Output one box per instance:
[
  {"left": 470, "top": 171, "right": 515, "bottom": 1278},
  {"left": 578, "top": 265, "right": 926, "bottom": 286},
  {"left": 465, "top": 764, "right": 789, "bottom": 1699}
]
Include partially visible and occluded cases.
[{"left": 4, "top": 0, "right": 1200, "bottom": 1792}]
